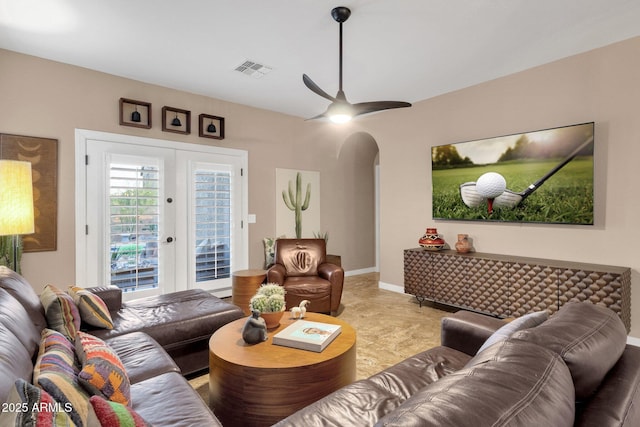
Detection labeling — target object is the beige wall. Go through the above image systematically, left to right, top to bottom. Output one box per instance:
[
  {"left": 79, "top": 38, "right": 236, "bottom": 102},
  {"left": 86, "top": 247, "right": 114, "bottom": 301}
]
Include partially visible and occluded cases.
[
  {"left": 362, "top": 36, "right": 640, "bottom": 336},
  {"left": 0, "top": 48, "right": 377, "bottom": 293}
]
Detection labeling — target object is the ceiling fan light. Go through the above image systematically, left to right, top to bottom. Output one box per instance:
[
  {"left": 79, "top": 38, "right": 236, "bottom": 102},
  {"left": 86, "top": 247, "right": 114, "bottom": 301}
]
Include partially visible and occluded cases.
[
  {"left": 327, "top": 102, "right": 352, "bottom": 123},
  {"left": 329, "top": 113, "right": 352, "bottom": 124}
]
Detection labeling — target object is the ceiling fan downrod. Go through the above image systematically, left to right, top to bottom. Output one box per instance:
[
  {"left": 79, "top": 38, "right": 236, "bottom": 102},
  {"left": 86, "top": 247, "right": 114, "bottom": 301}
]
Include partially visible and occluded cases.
[{"left": 331, "top": 7, "right": 351, "bottom": 96}]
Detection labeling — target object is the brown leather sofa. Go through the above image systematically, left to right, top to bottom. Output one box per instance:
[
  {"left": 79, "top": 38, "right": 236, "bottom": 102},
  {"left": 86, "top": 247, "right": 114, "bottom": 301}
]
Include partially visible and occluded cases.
[
  {"left": 267, "top": 238, "right": 344, "bottom": 315},
  {"left": 0, "top": 266, "right": 243, "bottom": 426},
  {"left": 84, "top": 285, "right": 244, "bottom": 376},
  {"left": 276, "top": 301, "right": 640, "bottom": 426}
]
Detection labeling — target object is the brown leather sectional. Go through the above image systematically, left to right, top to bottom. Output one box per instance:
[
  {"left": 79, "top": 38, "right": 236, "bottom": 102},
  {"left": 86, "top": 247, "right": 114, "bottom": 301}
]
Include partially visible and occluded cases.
[
  {"left": 0, "top": 266, "right": 244, "bottom": 426},
  {"left": 85, "top": 285, "right": 244, "bottom": 376},
  {"left": 276, "top": 301, "right": 640, "bottom": 426}
]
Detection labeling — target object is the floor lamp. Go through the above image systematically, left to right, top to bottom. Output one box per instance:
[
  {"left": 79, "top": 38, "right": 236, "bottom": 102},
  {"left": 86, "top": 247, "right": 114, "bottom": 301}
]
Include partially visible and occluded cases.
[{"left": 0, "top": 160, "right": 35, "bottom": 273}]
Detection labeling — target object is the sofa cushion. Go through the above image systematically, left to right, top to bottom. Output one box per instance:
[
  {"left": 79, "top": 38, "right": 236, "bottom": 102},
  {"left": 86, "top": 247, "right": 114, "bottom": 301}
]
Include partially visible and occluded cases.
[
  {"left": 0, "top": 265, "right": 47, "bottom": 331},
  {"left": 40, "top": 284, "right": 81, "bottom": 340},
  {"left": 69, "top": 286, "right": 114, "bottom": 329},
  {"left": 0, "top": 287, "right": 42, "bottom": 356},
  {"left": 89, "top": 290, "right": 241, "bottom": 346},
  {"left": 512, "top": 301, "right": 627, "bottom": 401},
  {"left": 476, "top": 310, "right": 548, "bottom": 353},
  {"left": 0, "top": 327, "right": 37, "bottom": 406},
  {"left": 33, "top": 329, "right": 95, "bottom": 427},
  {"left": 76, "top": 331, "right": 131, "bottom": 406},
  {"left": 105, "top": 332, "right": 180, "bottom": 384},
  {"left": 375, "top": 339, "right": 575, "bottom": 427},
  {"left": 574, "top": 344, "right": 640, "bottom": 427},
  {"left": 274, "top": 346, "right": 472, "bottom": 427},
  {"left": 131, "top": 372, "right": 222, "bottom": 427},
  {"left": 0, "top": 379, "right": 79, "bottom": 426},
  {"left": 90, "top": 395, "right": 150, "bottom": 427}
]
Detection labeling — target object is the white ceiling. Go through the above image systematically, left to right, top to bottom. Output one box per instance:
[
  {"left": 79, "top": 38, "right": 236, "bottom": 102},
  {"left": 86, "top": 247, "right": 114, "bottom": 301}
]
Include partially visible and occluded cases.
[{"left": 2, "top": 0, "right": 640, "bottom": 120}]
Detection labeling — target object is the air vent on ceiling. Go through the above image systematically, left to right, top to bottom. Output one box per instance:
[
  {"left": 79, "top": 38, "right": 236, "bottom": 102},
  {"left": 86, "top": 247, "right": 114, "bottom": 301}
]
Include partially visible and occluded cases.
[{"left": 234, "top": 60, "right": 272, "bottom": 79}]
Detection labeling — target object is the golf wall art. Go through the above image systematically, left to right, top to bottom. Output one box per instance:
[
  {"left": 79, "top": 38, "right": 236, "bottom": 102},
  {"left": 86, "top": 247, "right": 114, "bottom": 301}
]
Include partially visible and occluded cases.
[{"left": 431, "top": 122, "right": 594, "bottom": 225}]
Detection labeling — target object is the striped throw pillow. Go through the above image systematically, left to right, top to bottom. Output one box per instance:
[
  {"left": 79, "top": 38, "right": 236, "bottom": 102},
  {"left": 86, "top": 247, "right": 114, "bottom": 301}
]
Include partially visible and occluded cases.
[
  {"left": 40, "top": 284, "right": 81, "bottom": 340},
  {"left": 68, "top": 286, "right": 114, "bottom": 329},
  {"left": 33, "top": 328, "right": 96, "bottom": 426},
  {"left": 90, "top": 395, "right": 150, "bottom": 426}
]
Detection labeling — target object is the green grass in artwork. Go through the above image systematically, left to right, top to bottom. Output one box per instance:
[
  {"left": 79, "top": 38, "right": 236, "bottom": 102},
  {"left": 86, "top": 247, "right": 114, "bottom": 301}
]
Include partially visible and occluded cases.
[{"left": 432, "top": 158, "right": 593, "bottom": 224}]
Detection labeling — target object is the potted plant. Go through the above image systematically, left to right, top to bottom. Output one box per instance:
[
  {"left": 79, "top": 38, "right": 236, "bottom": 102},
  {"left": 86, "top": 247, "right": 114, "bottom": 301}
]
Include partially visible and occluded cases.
[{"left": 249, "top": 283, "right": 286, "bottom": 328}]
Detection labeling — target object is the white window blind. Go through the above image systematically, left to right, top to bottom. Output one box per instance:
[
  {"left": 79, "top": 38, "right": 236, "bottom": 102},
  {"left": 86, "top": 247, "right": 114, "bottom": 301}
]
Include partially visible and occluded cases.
[
  {"left": 109, "top": 163, "right": 160, "bottom": 292},
  {"left": 194, "top": 169, "right": 232, "bottom": 282}
]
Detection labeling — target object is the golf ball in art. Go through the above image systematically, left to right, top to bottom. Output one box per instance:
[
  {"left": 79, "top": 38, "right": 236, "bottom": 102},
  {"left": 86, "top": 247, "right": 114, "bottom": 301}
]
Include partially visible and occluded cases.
[{"left": 475, "top": 172, "right": 506, "bottom": 198}]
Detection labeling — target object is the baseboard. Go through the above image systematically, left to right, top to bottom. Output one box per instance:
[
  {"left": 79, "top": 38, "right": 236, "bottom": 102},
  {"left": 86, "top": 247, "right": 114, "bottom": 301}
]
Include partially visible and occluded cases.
[
  {"left": 345, "top": 267, "right": 377, "bottom": 277},
  {"left": 378, "top": 281, "right": 404, "bottom": 294},
  {"left": 627, "top": 336, "right": 640, "bottom": 347}
]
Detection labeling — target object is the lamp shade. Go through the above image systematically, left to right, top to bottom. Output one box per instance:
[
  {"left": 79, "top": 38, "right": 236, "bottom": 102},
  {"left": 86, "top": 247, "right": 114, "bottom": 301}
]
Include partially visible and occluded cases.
[{"left": 0, "top": 160, "right": 35, "bottom": 236}]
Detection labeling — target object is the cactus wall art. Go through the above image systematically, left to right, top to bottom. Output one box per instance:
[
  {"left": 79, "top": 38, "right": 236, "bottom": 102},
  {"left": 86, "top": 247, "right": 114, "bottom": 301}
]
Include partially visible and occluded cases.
[{"left": 275, "top": 169, "right": 320, "bottom": 239}]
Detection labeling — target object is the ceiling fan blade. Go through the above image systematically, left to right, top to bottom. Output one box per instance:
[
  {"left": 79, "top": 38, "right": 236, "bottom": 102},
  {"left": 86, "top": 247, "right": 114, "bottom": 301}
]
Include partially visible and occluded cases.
[
  {"left": 302, "top": 74, "right": 337, "bottom": 102},
  {"left": 351, "top": 101, "right": 412, "bottom": 117}
]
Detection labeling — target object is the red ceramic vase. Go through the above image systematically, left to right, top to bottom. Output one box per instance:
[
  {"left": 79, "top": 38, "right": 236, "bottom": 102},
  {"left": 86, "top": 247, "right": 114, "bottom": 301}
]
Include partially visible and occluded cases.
[{"left": 419, "top": 228, "right": 445, "bottom": 251}]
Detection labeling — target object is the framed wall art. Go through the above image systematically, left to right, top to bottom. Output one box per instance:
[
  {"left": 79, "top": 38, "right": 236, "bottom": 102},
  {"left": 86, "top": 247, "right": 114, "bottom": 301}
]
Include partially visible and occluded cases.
[
  {"left": 119, "top": 98, "right": 152, "bottom": 129},
  {"left": 162, "top": 106, "right": 191, "bottom": 135},
  {"left": 199, "top": 114, "right": 225, "bottom": 140},
  {"left": 431, "top": 122, "right": 594, "bottom": 225},
  {"left": 0, "top": 133, "right": 58, "bottom": 252},
  {"left": 275, "top": 168, "right": 320, "bottom": 238}
]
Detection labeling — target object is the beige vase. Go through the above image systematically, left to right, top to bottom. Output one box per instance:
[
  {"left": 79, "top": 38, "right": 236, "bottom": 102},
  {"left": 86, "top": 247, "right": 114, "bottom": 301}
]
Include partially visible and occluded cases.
[{"left": 260, "top": 310, "right": 285, "bottom": 329}]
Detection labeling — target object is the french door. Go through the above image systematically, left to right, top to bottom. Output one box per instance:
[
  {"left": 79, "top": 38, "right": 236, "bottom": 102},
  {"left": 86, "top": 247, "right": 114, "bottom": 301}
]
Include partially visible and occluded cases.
[{"left": 76, "top": 130, "right": 247, "bottom": 300}]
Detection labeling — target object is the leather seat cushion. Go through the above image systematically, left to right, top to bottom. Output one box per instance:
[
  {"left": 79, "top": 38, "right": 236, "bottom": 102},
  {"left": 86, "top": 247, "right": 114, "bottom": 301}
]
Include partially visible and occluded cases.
[
  {"left": 283, "top": 276, "right": 332, "bottom": 312},
  {"left": 90, "top": 290, "right": 243, "bottom": 347},
  {"left": 513, "top": 301, "right": 627, "bottom": 401},
  {"left": 105, "top": 332, "right": 179, "bottom": 384},
  {"left": 376, "top": 338, "right": 575, "bottom": 427},
  {"left": 274, "top": 346, "right": 471, "bottom": 427},
  {"left": 131, "top": 372, "right": 221, "bottom": 427}
]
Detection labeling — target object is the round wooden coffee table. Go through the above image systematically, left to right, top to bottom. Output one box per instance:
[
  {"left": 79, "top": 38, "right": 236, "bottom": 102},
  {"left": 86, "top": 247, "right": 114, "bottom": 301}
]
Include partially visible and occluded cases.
[{"left": 209, "top": 312, "right": 356, "bottom": 427}]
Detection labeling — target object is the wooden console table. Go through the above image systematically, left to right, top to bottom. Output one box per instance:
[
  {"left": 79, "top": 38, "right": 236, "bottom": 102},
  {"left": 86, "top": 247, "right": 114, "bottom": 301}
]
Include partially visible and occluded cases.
[{"left": 404, "top": 249, "right": 631, "bottom": 332}]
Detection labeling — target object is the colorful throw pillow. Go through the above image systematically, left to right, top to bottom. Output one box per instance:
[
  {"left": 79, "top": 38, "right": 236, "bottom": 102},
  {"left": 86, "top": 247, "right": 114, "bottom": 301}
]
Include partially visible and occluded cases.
[
  {"left": 40, "top": 284, "right": 81, "bottom": 340},
  {"left": 68, "top": 286, "right": 114, "bottom": 329},
  {"left": 476, "top": 310, "right": 549, "bottom": 354},
  {"left": 33, "top": 329, "right": 95, "bottom": 426},
  {"left": 76, "top": 331, "right": 131, "bottom": 406},
  {"left": 0, "top": 379, "right": 79, "bottom": 426},
  {"left": 90, "top": 395, "right": 150, "bottom": 427}
]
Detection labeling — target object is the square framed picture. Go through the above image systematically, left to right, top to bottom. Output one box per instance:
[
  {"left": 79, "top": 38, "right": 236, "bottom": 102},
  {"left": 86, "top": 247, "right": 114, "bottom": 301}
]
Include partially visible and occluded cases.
[
  {"left": 119, "top": 98, "right": 151, "bottom": 129},
  {"left": 162, "top": 106, "right": 191, "bottom": 134},
  {"left": 199, "top": 114, "right": 225, "bottom": 140}
]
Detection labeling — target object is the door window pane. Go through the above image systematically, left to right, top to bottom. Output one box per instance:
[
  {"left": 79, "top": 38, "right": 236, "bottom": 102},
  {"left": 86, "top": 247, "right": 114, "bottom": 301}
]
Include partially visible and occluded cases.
[
  {"left": 109, "top": 163, "right": 160, "bottom": 292},
  {"left": 194, "top": 169, "right": 231, "bottom": 282}
]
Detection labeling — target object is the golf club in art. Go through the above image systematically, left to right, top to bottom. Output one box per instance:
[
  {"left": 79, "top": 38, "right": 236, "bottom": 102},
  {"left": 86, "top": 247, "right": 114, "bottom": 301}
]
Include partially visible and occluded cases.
[{"left": 459, "top": 134, "right": 594, "bottom": 212}]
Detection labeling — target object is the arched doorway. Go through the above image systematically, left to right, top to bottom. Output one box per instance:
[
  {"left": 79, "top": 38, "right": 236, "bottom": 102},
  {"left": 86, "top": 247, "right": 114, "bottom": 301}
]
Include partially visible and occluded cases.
[{"left": 337, "top": 132, "right": 379, "bottom": 273}]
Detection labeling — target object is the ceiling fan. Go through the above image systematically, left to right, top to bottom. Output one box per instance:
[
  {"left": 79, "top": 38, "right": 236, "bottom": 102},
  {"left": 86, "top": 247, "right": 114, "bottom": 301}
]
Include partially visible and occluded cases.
[{"left": 303, "top": 6, "right": 412, "bottom": 123}]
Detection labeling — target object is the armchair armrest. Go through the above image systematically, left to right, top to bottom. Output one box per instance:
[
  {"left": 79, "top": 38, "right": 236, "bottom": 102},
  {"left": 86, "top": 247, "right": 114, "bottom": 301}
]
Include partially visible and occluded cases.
[
  {"left": 266, "top": 263, "right": 286, "bottom": 285},
  {"left": 318, "top": 263, "right": 344, "bottom": 314},
  {"left": 85, "top": 285, "right": 122, "bottom": 312},
  {"left": 441, "top": 310, "right": 505, "bottom": 356}
]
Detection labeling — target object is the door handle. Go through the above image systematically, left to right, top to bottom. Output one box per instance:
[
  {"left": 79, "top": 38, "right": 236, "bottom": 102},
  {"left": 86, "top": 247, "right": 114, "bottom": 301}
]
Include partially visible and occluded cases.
[{"left": 166, "top": 237, "right": 174, "bottom": 243}]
